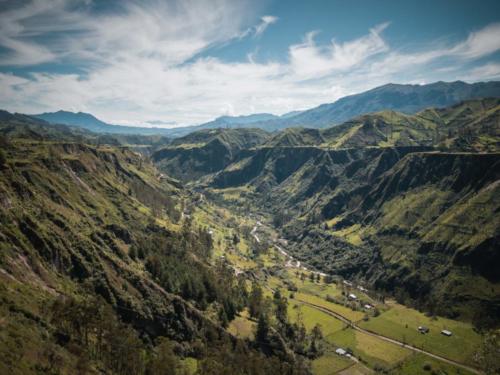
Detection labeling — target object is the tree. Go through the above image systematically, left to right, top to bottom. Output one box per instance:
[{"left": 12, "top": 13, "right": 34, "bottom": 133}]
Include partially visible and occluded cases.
[
  {"left": 0, "top": 149, "right": 6, "bottom": 168},
  {"left": 232, "top": 233, "right": 240, "bottom": 246},
  {"left": 248, "top": 283, "right": 263, "bottom": 319},
  {"left": 273, "top": 289, "right": 288, "bottom": 328},
  {"left": 256, "top": 313, "right": 270, "bottom": 345},
  {"left": 309, "top": 324, "right": 324, "bottom": 358},
  {"left": 475, "top": 332, "right": 500, "bottom": 374},
  {"left": 148, "top": 337, "right": 184, "bottom": 375}
]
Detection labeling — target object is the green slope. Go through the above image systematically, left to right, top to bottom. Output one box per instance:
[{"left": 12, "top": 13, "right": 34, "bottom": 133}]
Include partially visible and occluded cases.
[{"left": 0, "top": 120, "right": 304, "bottom": 374}]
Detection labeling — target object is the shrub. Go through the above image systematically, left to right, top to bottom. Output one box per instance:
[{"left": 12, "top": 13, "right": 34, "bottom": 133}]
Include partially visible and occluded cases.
[
  {"left": 0, "top": 149, "right": 6, "bottom": 167},
  {"left": 423, "top": 362, "right": 432, "bottom": 371}
]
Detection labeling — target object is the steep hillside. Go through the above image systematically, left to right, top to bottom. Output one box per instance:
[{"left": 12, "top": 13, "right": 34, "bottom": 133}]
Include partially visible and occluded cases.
[
  {"left": 163, "top": 99, "right": 499, "bottom": 189},
  {"left": 152, "top": 128, "right": 270, "bottom": 181},
  {"left": 264, "top": 128, "right": 325, "bottom": 147},
  {"left": 0, "top": 129, "right": 305, "bottom": 373},
  {"left": 288, "top": 152, "right": 500, "bottom": 320}
]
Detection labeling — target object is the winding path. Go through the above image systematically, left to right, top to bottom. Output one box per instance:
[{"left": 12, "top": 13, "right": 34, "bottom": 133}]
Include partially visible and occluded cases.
[{"left": 295, "top": 299, "right": 483, "bottom": 375}]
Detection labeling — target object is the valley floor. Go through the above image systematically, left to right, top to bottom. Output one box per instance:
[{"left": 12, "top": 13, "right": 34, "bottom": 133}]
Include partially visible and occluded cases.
[{"left": 191, "top": 196, "right": 485, "bottom": 375}]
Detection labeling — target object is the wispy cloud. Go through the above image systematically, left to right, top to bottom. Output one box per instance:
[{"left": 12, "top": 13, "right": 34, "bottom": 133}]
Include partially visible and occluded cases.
[
  {"left": 0, "top": 1, "right": 499, "bottom": 126},
  {"left": 254, "top": 15, "right": 278, "bottom": 37},
  {"left": 288, "top": 23, "right": 389, "bottom": 80}
]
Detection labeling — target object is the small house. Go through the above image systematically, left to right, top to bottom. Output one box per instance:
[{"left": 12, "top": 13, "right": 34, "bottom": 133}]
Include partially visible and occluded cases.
[
  {"left": 348, "top": 293, "right": 357, "bottom": 300},
  {"left": 364, "top": 304, "right": 373, "bottom": 310},
  {"left": 418, "top": 326, "right": 429, "bottom": 334},
  {"left": 441, "top": 330, "right": 452, "bottom": 337},
  {"left": 335, "top": 348, "right": 347, "bottom": 356}
]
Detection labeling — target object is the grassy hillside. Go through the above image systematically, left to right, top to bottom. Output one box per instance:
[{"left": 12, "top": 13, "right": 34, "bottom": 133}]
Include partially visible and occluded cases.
[{"left": 0, "top": 127, "right": 308, "bottom": 373}]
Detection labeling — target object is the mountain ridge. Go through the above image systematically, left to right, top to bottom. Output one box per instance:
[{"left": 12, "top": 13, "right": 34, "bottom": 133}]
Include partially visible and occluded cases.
[{"left": 30, "top": 80, "right": 500, "bottom": 137}]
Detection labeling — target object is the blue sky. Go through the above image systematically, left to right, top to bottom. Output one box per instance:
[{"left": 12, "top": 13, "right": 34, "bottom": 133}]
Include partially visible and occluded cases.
[{"left": 0, "top": 0, "right": 499, "bottom": 126}]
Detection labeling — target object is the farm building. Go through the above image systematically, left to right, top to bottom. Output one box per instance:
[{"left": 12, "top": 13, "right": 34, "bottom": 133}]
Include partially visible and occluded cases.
[
  {"left": 348, "top": 293, "right": 357, "bottom": 300},
  {"left": 418, "top": 326, "right": 429, "bottom": 334},
  {"left": 441, "top": 330, "right": 452, "bottom": 336},
  {"left": 335, "top": 348, "right": 347, "bottom": 356}
]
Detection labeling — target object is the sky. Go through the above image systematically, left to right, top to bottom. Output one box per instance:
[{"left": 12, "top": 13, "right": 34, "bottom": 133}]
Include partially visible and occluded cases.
[{"left": 0, "top": 0, "right": 500, "bottom": 127}]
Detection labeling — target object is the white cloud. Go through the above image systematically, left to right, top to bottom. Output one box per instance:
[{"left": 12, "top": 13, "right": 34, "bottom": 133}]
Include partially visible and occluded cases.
[
  {"left": 0, "top": 1, "right": 499, "bottom": 126},
  {"left": 254, "top": 15, "right": 278, "bottom": 37},
  {"left": 450, "top": 22, "right": 500, "bottom": 59},
  {"left": 289, "top": 23, "right": 389, "bottom": 80},
  {"left": 467, "top": 62, "right": 500, "bottom": 81}
]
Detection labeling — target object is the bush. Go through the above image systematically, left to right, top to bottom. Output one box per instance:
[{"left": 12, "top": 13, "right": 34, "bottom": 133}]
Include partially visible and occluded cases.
[
  {"left": 0, "top": 149, "right": 6, "bottom": 167},
  {"left": 423, "top": 362, "right": 432, "bottom": 371}
]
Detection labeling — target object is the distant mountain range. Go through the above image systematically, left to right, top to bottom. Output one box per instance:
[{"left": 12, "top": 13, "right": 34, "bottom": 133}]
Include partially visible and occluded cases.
[
  {"left": 32, "top": 80, "right": 500, "bottom": 137},
  {"left": 32, "top": 110, "right": 178, "bottom": 136}
]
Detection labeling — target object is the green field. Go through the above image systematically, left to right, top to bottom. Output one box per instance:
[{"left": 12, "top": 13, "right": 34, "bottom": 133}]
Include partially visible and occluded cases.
[
  {"left": 290, "top": 274, "right": 343, "bottom": 299},
  {"left": 294, "top": 293, "right": 366, "bottom": 322},
  {"left": 288, "top": 302, "right": 346, "bottom": 336},
  {"left": 358, "top": 302, "right": 482, "bottom": 365},
  {"left": 327, "top": 328, "right": 412, "bottom": 369},
  {"left": 311, "top": 352, "right": 354, "bottom": 375},
  {"left": 391, "top": 353, "right": 475, "bottom": 375},
  {"left": 336, "top": 363, "right": 374, "bottom": 374}
]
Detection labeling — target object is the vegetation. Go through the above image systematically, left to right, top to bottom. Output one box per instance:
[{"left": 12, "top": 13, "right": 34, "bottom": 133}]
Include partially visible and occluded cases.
[
  {"left": 0, "top": 95, "right": 498, "bottom": 374},
  {"left": 0, "top": 122, "right": 309, "bottom": 374},
  {"left": 358, "top": 301, "right": 483, "bottom": 365}
]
